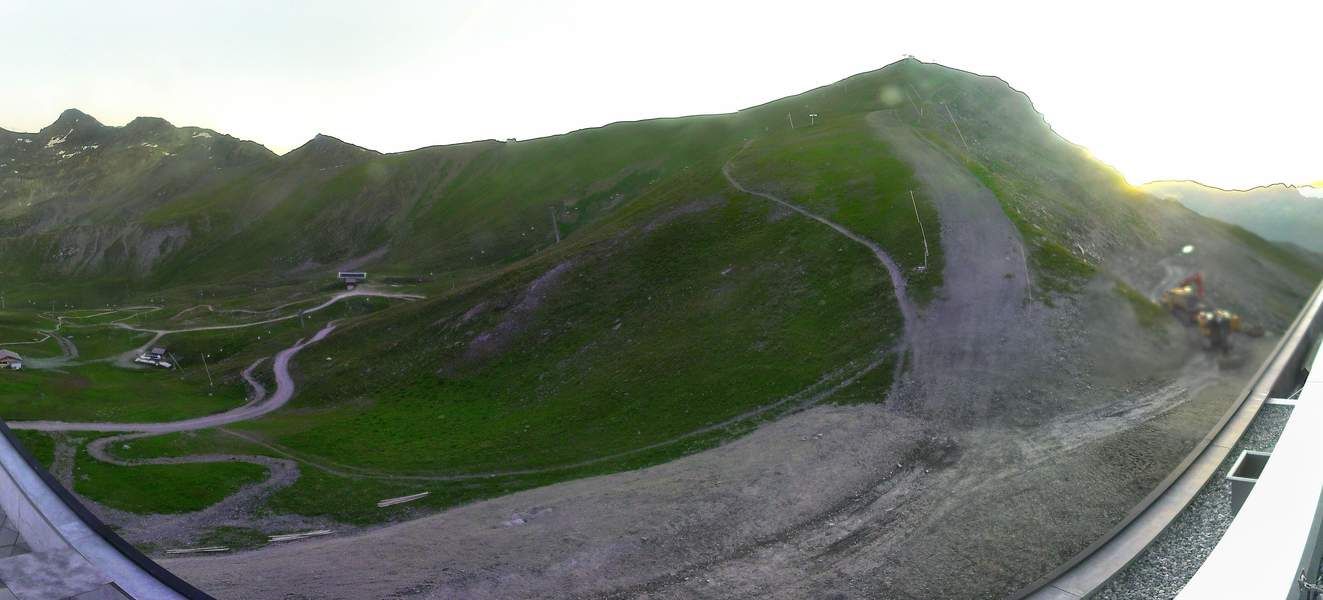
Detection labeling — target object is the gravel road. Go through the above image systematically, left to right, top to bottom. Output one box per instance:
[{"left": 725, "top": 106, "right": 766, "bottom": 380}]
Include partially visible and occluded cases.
[
  {"left": 867, "top": 111, "right": 1040, "bottom": 423},
  {"left": 11, "top": 288, "right": 421, "bottom": 433},
  {"left": 110, "top": 289, "right": 422, "bottom": 368},
  {"left": 7, "top": 292, "right": 424, "bottom": 549},
  {"left": 11, "top": 323, "right": 336, "bottom": 434},
  {"left": 22, "top": 331, "right": 77, "bottom": 369},
  {"left": 83, "top": 430, "right": 303, "bottom": 547}
]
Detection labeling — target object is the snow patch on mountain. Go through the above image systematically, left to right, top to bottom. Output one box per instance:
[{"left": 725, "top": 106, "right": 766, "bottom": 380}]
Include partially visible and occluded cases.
[{"left": 45, "top": 129, "right": 73, "bottom": 148}]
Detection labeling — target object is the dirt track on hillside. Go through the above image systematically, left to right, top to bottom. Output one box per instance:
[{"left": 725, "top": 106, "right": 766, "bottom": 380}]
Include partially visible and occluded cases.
[
  {"left": 868, "top": 111, "right": 1040, "bottom": 422},
  {"left": 724, "top": 141, "right": 918, "bottom": 352},
  {"left": 8, "top": 291, "right": 423, "bottom": 549},
  {"left": 12, "top": 323, "right": 337, "bottom": 434},
  {"left": 83, "top": 431, "right": 303, "bottom": 547}
]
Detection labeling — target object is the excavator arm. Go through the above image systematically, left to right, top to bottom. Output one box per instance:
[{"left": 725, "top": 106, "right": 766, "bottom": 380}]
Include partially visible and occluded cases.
[{"left": 1176, "top": 272, "right": 1204, "bottom": 299}]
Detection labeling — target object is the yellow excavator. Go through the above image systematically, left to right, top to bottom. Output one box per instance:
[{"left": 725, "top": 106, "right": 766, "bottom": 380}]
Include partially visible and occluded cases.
[
  {"left": 1159, "top": 272, "right": 1207, "bottom": 315},
  {"left": 1160, "top": 272, "right": 1263, "bottom": 352}
]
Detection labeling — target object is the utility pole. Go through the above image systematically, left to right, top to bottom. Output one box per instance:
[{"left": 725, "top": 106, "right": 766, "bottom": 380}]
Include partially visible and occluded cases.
[
  {"left": 907, "top": 84, "right": 923, "bottom": 118},
  {"left": 904, "top": 89, "right": 921, "bottom": 119},
  {"left": 943, "top": 102, "right": 970, "bottom": 150},
  {"left": 787, "top": 112, "right": 795, "bottom": 129},
  {"left": 910, "top": 190, "right": 929, "bottom": 272},
  {"left": 549, "top": 207, "right": 561, "bottom": 243},
  {"left": 200, "top": 352, "right": 214, "bottom": 391}
]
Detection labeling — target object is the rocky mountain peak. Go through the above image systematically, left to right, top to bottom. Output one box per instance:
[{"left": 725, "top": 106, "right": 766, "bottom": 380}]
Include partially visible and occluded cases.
[
  {"left": 38, "top": 108, "right": 106, "bottom": 144},
  {"left": 48, "top": 108, "right": 102, "bottom": 129},
  {"left": 123, "top": 116, "right": 177, "bottom": 136},
  {"left": 283, "top": 133, "right": 379, "bottom": 165}
]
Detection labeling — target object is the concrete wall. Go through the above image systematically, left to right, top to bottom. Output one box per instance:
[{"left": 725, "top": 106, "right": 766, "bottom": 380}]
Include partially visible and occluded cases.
[
  {"left": 0, "top": 427, "right": 193, "bottom": 599},
  {"left": 0, "top": 433, "right": 70, "bottom": 553}
]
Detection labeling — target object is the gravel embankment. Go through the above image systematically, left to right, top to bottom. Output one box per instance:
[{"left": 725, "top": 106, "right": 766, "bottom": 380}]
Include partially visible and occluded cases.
[{"left": 1095, "top": 403, "right": 1293, "bottom": 599}]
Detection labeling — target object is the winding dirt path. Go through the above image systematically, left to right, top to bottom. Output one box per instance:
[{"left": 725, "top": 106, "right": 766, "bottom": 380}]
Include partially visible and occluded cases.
[
  {"left": 723, "top": 141, "right": 918, "bottom": 355},
  {"left": 110, "top": 289, "right": 422, "bottom": 369},
  {"left": 7, "top": 290, "right": 424, "bottom": 537},
  {"left": 6, "top": 291, "right": 425, "bottom": 548},
  {"left": 168, "top": 300, "right": 308, "bottom": 322},
  {"left": 11, "top": 323, "right": 337, "bottom": 434},
  {"left": 20, "top": 330, "right": 78, "bottom": 369},
  {"left": 0, "top": 332, "right": 53, "bottom": 346},
  {"left": 83, "top": 430, "right": 303, "bottom": 545}
]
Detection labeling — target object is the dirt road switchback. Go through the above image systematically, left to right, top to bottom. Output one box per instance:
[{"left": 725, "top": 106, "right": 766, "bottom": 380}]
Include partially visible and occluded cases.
[{"left": 10, "top": 323, "right": 336, "bottom": 434}]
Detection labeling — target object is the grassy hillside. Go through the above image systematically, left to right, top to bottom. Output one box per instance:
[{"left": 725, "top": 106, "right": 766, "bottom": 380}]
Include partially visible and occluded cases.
[
  {"left": 0, "top": 58, "right": 1318, "bottom": 543},
  {"left": 727, "top": 113, "right": 944, "bottom": 303},
  {"left": 238, "top": 184, "right": 899, "bottom": 476}
]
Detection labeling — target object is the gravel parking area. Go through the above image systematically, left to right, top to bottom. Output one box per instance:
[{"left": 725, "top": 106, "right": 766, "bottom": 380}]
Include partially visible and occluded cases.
[{"left": 1095, "top": 403, "right": 1294, "bottom": 599}]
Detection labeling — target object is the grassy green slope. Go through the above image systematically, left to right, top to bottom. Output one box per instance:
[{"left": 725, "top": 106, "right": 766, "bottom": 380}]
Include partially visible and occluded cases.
[
  {"left": 4, "top": 59, "right": 1317, "bottom": 528},
  {"left": 727, "top": 113, "right": 943, "bottom": 303},
  {"left": 85, "top": 164, "right": 904, "bottom": 521},
  {"left": 238, "top": 174, "right": 899, "bottom": 475},
  {"left": 0, "top": 364, "right": 245, "bottom": 423},
  {"left": 74, "top": 437, "right": 267, "bottom": 514}
]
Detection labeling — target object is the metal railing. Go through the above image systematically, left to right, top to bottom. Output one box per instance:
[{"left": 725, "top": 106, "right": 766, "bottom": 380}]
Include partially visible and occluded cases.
[{"left": 1177, "top": 328, "right": 1323, "bottom": 599}]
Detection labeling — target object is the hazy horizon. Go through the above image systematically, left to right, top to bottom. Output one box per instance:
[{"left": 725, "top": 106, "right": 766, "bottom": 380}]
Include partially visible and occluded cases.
[{"left": 3, "top": 0, "right": 1319, "bottom": 190}]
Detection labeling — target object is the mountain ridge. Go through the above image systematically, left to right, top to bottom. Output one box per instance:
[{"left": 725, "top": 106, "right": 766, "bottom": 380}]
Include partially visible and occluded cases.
[
  {"left": 0, "top": 59, "right": 1084, "bottom": 160},
  {"left": 4, "top": 59, "right": 1319, "bottom": 303},
  {"left": 1144, "top": 178, "right": 1323, "bottom": 195},
  {"left": 1142, "top": 179, "right": 1323, "bottom": 252}
]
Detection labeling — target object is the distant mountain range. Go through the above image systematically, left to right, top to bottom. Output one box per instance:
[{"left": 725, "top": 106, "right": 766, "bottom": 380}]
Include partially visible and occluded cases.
[{"left": 1142, "top": 180, "right": 1323, "bottom": 253}]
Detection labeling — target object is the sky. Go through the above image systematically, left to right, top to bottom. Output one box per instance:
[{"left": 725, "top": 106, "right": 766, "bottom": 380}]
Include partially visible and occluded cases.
[{"left": 1, "top": 0, "right": 1318, "bottom": 190}]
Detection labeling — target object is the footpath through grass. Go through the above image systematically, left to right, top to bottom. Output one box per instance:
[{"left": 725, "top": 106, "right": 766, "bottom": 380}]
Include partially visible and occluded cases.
[
  {"left": 729, "top": 115, "right": 944, "bottom": 304},
  {"left": 74, "top": 434, "right": 267, "bottom": 514}
]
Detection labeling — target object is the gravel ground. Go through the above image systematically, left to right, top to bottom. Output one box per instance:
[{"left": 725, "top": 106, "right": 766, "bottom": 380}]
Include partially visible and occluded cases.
[{"left": 1095, "top": 403, "right": 1294, "bottom": 599}]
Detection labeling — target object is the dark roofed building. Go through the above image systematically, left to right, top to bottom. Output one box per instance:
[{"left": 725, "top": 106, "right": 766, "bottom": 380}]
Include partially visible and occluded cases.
[{"left": 338, "top": 271, "right": 367, "bottom": 289}]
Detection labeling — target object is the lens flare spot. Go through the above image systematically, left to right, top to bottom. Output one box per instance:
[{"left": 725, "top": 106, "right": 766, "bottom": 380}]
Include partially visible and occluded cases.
[{"left": 878, "top": 85, "right": 905, "bottom": 107}]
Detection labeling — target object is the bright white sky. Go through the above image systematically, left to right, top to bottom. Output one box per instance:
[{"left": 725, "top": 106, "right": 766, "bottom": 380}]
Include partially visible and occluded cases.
[{"left": 1, "top": 0, "right": 1318, "bottom": 189}]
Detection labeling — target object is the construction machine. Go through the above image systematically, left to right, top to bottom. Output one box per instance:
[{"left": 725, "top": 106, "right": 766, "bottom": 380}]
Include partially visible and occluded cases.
[
  {"left": 1160, "top": 272, "right": 1264, "bottom": 352},
  {"left": 1160, "top": 272, "right": 1207, "bottom": 318}
]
